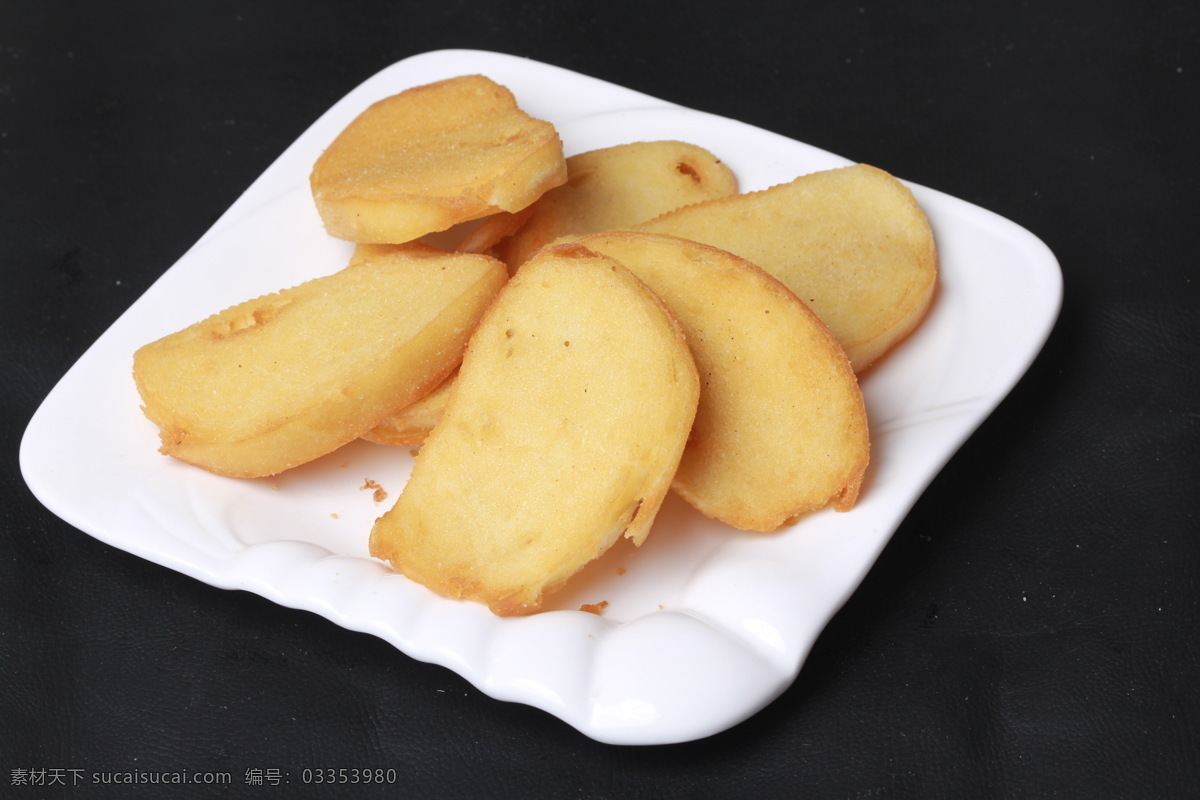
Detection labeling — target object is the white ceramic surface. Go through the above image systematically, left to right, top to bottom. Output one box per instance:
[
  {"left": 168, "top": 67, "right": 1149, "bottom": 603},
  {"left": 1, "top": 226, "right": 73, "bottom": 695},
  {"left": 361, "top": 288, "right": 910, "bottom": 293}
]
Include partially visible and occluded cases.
[{"left": 20, "top": 49, "right": 1062, "bottom": 745}]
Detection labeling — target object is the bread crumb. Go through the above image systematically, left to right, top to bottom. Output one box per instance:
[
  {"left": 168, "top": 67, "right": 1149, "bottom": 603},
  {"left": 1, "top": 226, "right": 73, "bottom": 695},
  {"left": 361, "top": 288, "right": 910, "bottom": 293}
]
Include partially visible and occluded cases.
[
  {"left": 361, "top": 478, "right": 387, "bottom": 503},
  {"left": 330, "top": 513, "right": 339, "bottom": 519},
  {"left": 616, "top": 567, "right": 626, "bottom": 575},
  {"left": 580, "top": 601, "right": 609, "bottom": 615}
]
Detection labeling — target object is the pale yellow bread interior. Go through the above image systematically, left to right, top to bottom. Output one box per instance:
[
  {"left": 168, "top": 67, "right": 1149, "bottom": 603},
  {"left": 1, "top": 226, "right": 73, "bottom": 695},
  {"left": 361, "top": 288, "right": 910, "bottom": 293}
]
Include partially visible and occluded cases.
[
  {"left": 310, "top": 75, "right": 567, "bottom": 244},
  {"left": 458, "top": 140, "right": 737, "bottom": 269},
  {"left": 634, "top": 163, "right": 938, "bottom": 371},
  {"left": 575, "top": 231, "right": 869, "bottom": 530},
  {"left": 133, "top": 243, "right": 508, "bottom": 477},
  {"left": 369, "top": 244, "right": 700, "bottom": 615}
]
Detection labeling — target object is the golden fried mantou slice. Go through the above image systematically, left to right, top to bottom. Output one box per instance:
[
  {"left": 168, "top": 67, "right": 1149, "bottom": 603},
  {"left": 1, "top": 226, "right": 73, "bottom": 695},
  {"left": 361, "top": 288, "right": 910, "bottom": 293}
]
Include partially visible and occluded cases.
[
  {"left": 310, "top": 75, "right": 567, "bottom": 244},
  {"left": 459, "top": 140, "right": 737, "bottom": 269},
  {"left": 634, "top": 163, "right": 938, "bottom": 372},
  {"left": 576, "top": 231, "right": 869, "bottom": 530},
  {"left": 133, "top": 243, "right": 508, "bottom": 478},
  {"left": 370, "top": 244, "right": 700, "bottom": 616},
  {"left": 361, "top": 367, "right": 457, "bottom": 447}
]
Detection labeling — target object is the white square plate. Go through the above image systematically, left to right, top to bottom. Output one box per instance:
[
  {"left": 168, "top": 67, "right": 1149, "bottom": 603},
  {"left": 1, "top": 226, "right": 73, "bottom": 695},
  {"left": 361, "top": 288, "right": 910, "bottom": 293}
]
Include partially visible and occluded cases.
[{"left": 20, "top": 50, "right": 1061, "bottom": 745}]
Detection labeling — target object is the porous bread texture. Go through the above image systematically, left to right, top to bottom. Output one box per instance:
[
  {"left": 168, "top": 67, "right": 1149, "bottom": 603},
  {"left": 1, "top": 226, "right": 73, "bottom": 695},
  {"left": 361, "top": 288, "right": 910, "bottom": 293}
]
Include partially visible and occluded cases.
[
  {"left": 310, "top": 75, "right": 567, "bottom": 244},
  {"left": 459, "top": 140, "right": 738, "bottom": 269},
  {"left": 634, "top": 163, "right": 938, "bottom": 372},
  {"left": 575, "top": 231, "right": 869, "bottom": 530},
  {"left": 133, "top": 243, "right": 508, "bottom": 478},
  {"left": 369, "top": 244, "right": 700, "bottom": 616}
]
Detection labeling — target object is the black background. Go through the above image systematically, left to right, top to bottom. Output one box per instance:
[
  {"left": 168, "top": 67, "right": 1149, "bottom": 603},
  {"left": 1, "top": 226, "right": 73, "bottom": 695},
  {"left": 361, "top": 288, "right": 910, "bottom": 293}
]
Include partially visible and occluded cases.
[{"left": 3, "top": 1, "right": 1198, "bottom": 797}]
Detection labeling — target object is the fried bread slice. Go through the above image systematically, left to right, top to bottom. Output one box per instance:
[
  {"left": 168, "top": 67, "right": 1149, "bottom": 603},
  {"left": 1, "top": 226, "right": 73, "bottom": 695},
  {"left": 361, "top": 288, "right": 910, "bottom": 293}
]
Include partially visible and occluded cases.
[
  {"left": 310, "top": 75, "right": 567, "bottom": 244},
  {"left": 459, "top": 140, "right": 737, "bottom": 269},
  {"left": 634, "top": 164, "right": 938, "bottom": 371},
  {"left": 576, "top": 231, "right": 869, "bottom": 530},
  {"left": 133, "top": 243, "right": 508, "bottom": 477},
  {"left": 370, "top": 244, "right": 700, "bottom": 615}
]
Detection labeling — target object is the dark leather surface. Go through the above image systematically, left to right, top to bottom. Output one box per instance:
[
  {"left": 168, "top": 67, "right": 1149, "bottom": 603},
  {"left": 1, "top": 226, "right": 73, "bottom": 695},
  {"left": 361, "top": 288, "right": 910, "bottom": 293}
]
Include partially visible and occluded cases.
[{"left": 4, "top": 1, "right": 1198, "bottom": 797}]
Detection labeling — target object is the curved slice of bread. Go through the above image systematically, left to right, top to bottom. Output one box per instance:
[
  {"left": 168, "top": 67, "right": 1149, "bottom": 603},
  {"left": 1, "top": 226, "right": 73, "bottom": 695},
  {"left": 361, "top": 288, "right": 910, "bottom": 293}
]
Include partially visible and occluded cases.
[
  {"left": 310, "top": 75, "right": 567, "bottom": 244},
  {"left": 459, "top": 140, "right": 737, "bottom": 269},
  {"left": 634, "top": 164, "right": 938, "bottom": 372},
  {"left": 576, "top": 231, "right": 869, "bottom": 530},
  {"left": 133, "top": 243, "right": 508, "bottom": 477},
  {"left": 370, "top": 244, "right": 700, "bottom": 616}
]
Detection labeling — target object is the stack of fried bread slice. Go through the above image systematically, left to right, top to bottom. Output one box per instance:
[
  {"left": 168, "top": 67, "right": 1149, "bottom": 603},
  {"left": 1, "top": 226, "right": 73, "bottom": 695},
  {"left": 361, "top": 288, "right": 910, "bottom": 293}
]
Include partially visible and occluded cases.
[
  {"left": 135, "top": 69, "right": 944, "bottom": 616},
  {"left": 310, "top": 75, "right": 567, "bottom": 244},
  {"left": 362, "top": 139, "right": 737, "bottom": 446},
  {"left": 368, "top": 163, "right": 936, "bottom": 448},
  {"left": 573, "top": 231, "right": 869, "bottom": 531},
  {"left": 133, "top": 244, "right": 507, "bottom": 477},
  {"left": 369, "top": 244, "right": 700, "bottom": 615}
]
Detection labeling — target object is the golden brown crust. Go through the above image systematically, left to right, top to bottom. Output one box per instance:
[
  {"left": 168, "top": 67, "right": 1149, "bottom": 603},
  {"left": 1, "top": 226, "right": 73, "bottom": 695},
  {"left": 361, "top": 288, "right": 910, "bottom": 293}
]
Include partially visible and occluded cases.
[
  {"left": 310, "top": 75, "right": 567, "bottom": 244},
  {"left": 634, "top": 164, "right": 938, "bottom": 372},
  {"left": 369, "top": 244, "right": 700, "bottom": 615}
]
